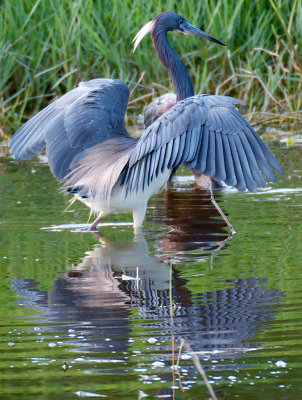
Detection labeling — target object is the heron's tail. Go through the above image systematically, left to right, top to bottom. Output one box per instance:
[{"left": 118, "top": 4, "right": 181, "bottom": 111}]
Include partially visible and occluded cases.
[{"left": 64, "top": 136, "right": 137, "bottom": 205}]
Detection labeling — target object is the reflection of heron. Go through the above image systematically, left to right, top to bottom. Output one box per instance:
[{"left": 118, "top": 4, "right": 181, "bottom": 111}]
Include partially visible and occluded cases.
[
  {"left": 10, "top": 12, "right": 283, "bottom": 231},
  {"left": 149, "top": 187, "right": 230, "bottom": 260},
  {"left": 12, "top": 233, "right": 283, "bottom": 358},
  {"left": 11, "top": 234, "right": 170, "bottom": 354},
  {"left": 125, "top": 275, "right": 283, "bottom": 357}
]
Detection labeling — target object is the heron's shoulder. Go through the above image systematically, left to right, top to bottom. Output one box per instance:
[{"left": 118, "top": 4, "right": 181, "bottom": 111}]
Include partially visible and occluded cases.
[
  {"left": 78, "top": 78, "right": 130, "bottom": 95},
  {"left": 189, "top": 94, "right": 244, "bottom": 107},
  {"left": 155, "top": 95, "right": 244, "bottom": 120}
]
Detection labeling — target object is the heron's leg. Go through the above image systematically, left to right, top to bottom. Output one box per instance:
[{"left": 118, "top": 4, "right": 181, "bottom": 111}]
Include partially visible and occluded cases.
[
  {"left": 193, "top": 172, "right": 212, "bottom": 189},
  {"left": 209, "top": 182, "right": 236, "bottom": 236},
  {"left": 133, "top": 205, "right": 147, "bottom": 233},
  {"left": 89, "top": 211, "right": 108, "bottom": 231}
]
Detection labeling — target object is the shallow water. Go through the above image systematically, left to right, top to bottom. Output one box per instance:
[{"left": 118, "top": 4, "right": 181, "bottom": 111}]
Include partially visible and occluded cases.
[{"left": 0, "top": 143, "right": 302, "bottom": 399}]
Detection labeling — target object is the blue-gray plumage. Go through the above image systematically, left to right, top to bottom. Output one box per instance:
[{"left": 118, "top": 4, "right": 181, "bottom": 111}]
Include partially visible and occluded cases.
[
  {"left": 9, "top": 12, "right": 283, "bottom": 231},
  {"left": 124, "top": 95, "right": 282, "bottom": 195}
]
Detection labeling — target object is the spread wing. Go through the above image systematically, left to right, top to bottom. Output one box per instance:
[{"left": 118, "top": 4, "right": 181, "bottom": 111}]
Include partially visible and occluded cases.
[
  {"left": 9, "top": 78, "right": 132, "bottom": 180},
  {"left": 122, "top": 95, "right": 283, "bottom": 194}
]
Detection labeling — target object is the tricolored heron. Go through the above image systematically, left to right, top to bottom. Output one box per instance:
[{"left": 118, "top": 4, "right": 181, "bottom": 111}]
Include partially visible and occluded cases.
[{"left": 9, "top": 12, "right": 283, "bottom": 231}]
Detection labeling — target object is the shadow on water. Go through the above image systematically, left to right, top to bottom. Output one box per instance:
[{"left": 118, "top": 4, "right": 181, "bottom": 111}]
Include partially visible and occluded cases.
[{"left": 11, "top": 189, "right": 283, "bottom": 365}]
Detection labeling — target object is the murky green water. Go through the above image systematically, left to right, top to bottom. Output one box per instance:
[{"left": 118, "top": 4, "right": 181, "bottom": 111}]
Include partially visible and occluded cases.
[{"left": 0, "top": 143, "right": 301, "bottom": 399}]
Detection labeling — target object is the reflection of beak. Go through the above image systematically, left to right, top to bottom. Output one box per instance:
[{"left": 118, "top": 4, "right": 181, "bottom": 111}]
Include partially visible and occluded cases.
[{"left": 181, "top": 21, "right": 226, "bottom": 46}]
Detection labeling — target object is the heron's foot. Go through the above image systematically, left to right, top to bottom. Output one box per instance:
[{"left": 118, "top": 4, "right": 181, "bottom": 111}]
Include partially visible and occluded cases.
[
  {"left": 88, "top": 211, "right": 108, "bottom": 231},
  {"left": 89, "top": 217, "right": 102, "bottom": 231},
  {"left": 89, "top": 223, "right": 100, "bottom": 231}
]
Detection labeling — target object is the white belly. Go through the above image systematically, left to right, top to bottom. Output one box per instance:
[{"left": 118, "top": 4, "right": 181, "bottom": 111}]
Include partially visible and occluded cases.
[{"left": 77, "top": 168, "right": 172, "bottom": 214}]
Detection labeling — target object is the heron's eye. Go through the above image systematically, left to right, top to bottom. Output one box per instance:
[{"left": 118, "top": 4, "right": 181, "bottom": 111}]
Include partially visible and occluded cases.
[{"left": 178, "top": 19, "right": 185, "bottom": 32}]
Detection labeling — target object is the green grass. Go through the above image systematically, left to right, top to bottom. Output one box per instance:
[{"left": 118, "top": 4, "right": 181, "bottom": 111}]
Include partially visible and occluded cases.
[{"left": 0, "top": 0, "right": 301, "bottom": 137}]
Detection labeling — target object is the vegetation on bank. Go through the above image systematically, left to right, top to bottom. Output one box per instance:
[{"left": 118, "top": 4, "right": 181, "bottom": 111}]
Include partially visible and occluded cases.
[{"left": 0, "top": 0, "right": 301, "bottom": 138}]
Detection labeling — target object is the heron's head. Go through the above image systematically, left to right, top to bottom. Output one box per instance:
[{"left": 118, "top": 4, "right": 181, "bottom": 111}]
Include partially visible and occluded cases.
[{"left": 133, "top": 11, "right": 225, "bottom": 52}]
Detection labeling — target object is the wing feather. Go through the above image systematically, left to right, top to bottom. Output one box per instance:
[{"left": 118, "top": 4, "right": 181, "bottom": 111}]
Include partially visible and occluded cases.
[
  {"left": 10, "top": 79, "right": 132, "bottom": 182},
  {"left": 9, "top": 87, "right": 86, "bottom": 160},
  {"left": 123, "top": 94, "right": 282, "bottom": 195},
  {"left": 195, "top": 125, "right": 209, "bottom": 173},
  {"left": 247, "top": 126, "right": 283, "bottom": 173},
  {"left": 185, "top": 128, "right": 202, "bottom": 169},
  {"left": 243, "top": 128, "right": 277, "bottom": 182},
  {"left": 181, "top": 129, "right": 193, "bottom": 162},
  {"left": 204, "top": 129, "right": 216, "bottom": 176},
  {"left": 214, "top": 132, "right": 226, "bottom": 182},
  {"left": 238, "top": 132, "right": 267, "bottom": 187},
  {"left": 174, "top": 133, "right": 186, "bottom": 166},
  {"left": 222, "top": 134, "right": 237, "bottom": 187},
  {"left": 233, "top": 134, "right": 257, "bottom": 192},
  {"left": 168, "top": 135, "right": 180, "bottom": 168},
  {"left": 228, "top": 135, "right": 247, "bottom": 191},
  {"left": 161, "top": 139, "right": 174, "bottom": 174},
  {"left": 155, "top": 146, "right": 165, "bottom": 177},
  {"left": 150, "top": 148, "right": 162, "bottom": 180},
  {"left": 143, "top": 153, "right": 152, "bottom": 190},
  {"left": 136, "top": 157, "right": 147, "bottom": 193},
  {"left": 130, "top": 159, "right": 140, "bottom": 193}
]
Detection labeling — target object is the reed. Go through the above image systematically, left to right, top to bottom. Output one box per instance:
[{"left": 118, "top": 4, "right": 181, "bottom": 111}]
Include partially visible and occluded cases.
[{"left": 1, "top": 0, "right": 301, "bottom": 136}]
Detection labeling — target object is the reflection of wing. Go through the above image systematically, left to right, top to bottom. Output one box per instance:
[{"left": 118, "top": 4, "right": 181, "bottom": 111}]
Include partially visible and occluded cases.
[
  {"left": 9, "top": 79, "right": 132, "bottom": 180},
  {"left": 123, "top": 95, "right": 283, "bottom": 194},
  {"left": 11, "top": 233, "right": 284, "bottom": 358},
  {"left": 124, "top": 276, "right": 284, "bottom": 355}
]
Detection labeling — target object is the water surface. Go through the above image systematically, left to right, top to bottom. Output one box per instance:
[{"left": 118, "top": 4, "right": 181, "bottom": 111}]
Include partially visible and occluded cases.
[{"left": 0, "top": 143, "right": 301, "bottom": 399}]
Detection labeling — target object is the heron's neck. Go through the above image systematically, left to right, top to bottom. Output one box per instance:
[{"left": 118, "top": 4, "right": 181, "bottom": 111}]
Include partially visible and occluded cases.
[{"left": 152, "top": 27, "right": 194, "bottom": 101}]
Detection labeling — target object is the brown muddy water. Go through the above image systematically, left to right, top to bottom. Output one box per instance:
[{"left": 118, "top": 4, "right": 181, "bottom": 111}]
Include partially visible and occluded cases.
[{"left": 0, "top": 141, "right": 301, "bottom": 399}]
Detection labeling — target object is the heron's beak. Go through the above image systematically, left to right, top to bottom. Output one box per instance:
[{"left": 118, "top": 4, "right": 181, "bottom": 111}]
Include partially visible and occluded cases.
[{"left": 180, "top": 21, "right": 226, "bottom": 46}]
